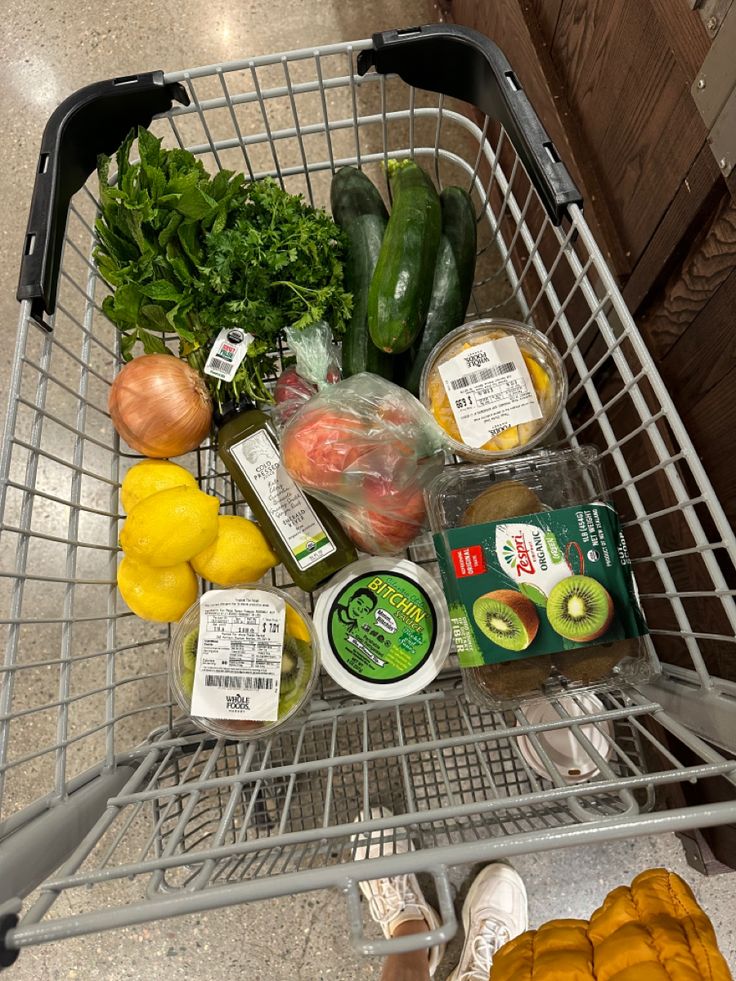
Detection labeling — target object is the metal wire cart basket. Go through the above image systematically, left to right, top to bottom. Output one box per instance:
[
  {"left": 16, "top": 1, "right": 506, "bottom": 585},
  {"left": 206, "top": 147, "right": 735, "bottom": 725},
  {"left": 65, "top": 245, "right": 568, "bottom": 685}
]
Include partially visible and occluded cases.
[{"left": 1, "top": 23, "right": 735, "bottom": 968}]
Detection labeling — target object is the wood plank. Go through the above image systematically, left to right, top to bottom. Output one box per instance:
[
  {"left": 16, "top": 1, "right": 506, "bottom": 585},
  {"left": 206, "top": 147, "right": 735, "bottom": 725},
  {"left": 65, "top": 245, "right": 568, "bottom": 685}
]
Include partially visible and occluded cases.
[
  {"left": 520, "top": 0, "right": 630, "bottom": 274},
  {"left": 528, "top": 0, "right": 563, "bottom": 43},
  {"left": 550, "top": 0, "right": 708, "bottom": 261},
  {"left": 647, "top": 0, "right": 710, "bottom": 81},
  {"left": 623, "top": 145, "right": 724, "bottom": 313},
  {"left": 638, "top": 194, "right": 736, "bottom": 360},
  {"left": 663, "top": 263, "right": 736, "bottom": 408},
  {"left": 682, "top": 367, "right": 736, "bottom": 526}
]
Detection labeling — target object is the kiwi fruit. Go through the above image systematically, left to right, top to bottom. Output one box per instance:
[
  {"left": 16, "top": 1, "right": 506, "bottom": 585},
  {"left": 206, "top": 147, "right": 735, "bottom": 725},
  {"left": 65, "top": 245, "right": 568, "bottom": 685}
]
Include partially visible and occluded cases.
[
  {"left": 461, "top": 480, "right": 544, "bottom": 527},
  {"left": 547, "top": 575, "right": 614, "bottom": 643},
  {"left": 472, "top": 589, "right": 539, "bottom": 651},
  {"left": 182, "top": 629, "right": 198, "bottom": 671},
  {"left": 281, "top": 636, "right": 299, "bottom": 678},
  {"left": 553, "top": 639, "right": 636, "bottom": 683},
  {"left": 471, "top": 656, "right": 552, "bottom": 700}
]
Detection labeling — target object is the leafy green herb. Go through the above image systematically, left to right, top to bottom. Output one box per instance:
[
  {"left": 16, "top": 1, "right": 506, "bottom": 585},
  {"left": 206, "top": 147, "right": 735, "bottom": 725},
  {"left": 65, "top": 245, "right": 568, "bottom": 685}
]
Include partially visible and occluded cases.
[{"left": 94, "top": 127, "right": 351, "bottom": 405}]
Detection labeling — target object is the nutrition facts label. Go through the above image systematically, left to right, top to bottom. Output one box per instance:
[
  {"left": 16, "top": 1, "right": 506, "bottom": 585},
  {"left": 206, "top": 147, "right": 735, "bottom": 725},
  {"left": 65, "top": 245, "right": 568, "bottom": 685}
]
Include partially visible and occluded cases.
[
  {"left": 439, "top": 336, "right": 542, "bottom": 448},
  {"left": 191, "top": 589, "right": 285, "bottom": 721}
]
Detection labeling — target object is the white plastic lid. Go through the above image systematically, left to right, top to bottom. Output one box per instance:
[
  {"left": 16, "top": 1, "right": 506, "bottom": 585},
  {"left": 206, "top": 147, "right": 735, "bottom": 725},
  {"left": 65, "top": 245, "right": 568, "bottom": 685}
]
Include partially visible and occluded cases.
[
  {"left": 314, "top": 557, "right": 451, "bottom": 701},
  {"left": 515, "top": 693, "right": 613, "bottom": 784}
]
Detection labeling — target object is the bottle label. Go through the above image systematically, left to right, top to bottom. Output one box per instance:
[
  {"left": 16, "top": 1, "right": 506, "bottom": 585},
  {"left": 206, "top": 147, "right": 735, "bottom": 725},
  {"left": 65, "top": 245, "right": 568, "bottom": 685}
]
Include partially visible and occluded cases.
[
  {"left": 438, "top": 336, "right": 542, "bottom": 448},
  {"left": 230, "top": 430, "right": 336, "bottom": 571},
  {"left": 433, "top": 503, "right": 648, "bottom": 666},
  {"left": 325, "top": 571, "right": 436, "bottom": 683},
  {"left": 191, "top": 589, "right": 285, "bottom": 722}
]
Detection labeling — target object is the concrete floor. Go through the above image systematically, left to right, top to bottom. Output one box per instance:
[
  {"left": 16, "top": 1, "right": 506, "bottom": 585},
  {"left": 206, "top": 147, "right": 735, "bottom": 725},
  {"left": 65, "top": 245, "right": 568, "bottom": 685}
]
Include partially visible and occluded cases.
[{"left": 1, "top": 1, "right": 735, "bottom": 978}]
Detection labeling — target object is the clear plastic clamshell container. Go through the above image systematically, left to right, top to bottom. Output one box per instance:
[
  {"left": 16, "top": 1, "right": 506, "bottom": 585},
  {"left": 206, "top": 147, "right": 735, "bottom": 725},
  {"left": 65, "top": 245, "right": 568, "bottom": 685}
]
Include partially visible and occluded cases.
[
  {"left": 420, "top": 318, "right": 568, "bottom": 462},
  {"left": 426, "top": 447, "right": 652, "bottom": 708},
  {"left": 169, "top": 584, "right": 320, "bottom": 741}
]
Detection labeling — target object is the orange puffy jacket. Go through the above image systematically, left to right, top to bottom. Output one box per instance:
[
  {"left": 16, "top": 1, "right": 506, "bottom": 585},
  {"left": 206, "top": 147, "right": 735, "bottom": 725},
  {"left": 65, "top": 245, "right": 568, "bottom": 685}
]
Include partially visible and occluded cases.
[{"left": 490, "top": 868, "right": 732, "bottom": 981}]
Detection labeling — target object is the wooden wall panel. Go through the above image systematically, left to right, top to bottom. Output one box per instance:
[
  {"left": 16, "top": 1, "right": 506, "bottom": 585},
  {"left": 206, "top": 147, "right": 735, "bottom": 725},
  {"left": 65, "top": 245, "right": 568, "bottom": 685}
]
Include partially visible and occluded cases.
[
  {"left": 449, "top": 0, "right": 630, "bottom": 274},
  {"left": 528, "top": 0, "right": 563, "bottom": 43},
  {"left": 549, "top": 0, "right": 707, "bottom": 260},
  {"left": 647, "top": 0, "right": 710, "bottom": 79},
  {"left": 623, "top": 145, "right": 724, "bottom": 313},
  {"left": 639, "top": 196, "right": 736, "bottom": 359}
]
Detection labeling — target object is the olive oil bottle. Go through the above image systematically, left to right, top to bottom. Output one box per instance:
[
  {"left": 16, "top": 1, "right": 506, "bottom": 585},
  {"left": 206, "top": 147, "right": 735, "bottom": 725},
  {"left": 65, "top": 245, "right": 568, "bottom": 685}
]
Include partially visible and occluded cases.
[{"left": 216, "top": 398, "right": 356, "bottom": 591}]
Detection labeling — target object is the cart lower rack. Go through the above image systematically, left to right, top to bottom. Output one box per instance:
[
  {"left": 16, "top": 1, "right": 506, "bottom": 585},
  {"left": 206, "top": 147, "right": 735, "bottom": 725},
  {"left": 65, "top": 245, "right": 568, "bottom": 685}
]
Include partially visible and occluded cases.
[{"left": 1, "top": 24, "right": 735, "bottom": 966}]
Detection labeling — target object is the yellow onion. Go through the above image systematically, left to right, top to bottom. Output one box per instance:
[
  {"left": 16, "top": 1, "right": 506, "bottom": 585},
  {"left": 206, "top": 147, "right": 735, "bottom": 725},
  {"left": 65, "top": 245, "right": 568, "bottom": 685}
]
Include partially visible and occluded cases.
[{"left": 109, "top": 354, "right": 212, "bottom": 458}]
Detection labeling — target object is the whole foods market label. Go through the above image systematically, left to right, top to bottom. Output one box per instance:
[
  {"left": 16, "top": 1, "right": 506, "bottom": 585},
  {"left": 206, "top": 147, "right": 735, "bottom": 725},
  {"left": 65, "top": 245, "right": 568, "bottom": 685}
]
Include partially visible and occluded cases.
[
  {"left": 204, "top": 328, "right": 254, "bottom": 382},
  {"left": 438, "top": 337, "right": 543, "bottom": 448},
  {"left": 230, "top": 430, "right": 336, "bottom": 570},
  {"left": 433, "top": 503, "right": 647, "bottom": 666},
  {"left": 325, "top": 571, "right": 437, "bottom": 684},
  {"left": 191, "top": 589, "right": 285, "bottom": 721}
]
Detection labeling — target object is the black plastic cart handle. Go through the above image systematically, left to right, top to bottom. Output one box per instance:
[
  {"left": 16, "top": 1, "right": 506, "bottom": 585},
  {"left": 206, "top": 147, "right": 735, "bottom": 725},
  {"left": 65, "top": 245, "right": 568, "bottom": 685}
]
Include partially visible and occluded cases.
[
  {"left": 16, "top": 25, "right": 581, "bottom": 331},
  {"left": 358, "top": 25, "right": 581, "bottom": 223},
  {"left": 16, "top": 71, "right": 189, "bottom": 331}
]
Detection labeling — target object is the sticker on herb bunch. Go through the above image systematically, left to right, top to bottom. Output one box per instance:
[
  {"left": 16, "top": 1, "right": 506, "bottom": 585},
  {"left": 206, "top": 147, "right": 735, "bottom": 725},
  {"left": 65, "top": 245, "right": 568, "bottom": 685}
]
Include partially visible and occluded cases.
[{"left": 433, "top": 504, "right": 647, "bottom": 667}]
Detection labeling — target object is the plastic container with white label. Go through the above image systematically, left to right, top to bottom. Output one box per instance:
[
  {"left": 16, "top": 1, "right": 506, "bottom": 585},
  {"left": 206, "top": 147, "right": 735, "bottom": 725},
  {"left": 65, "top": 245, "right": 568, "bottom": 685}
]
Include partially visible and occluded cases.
[
  {"left": 420, "top": 318, "right": 567, "bottom": 462},
  {"left": 313, "top": 557, "right": 451, "bottom": 700},
  {"left": 169, "top": 584, "right": 320, "bottom": 741}
]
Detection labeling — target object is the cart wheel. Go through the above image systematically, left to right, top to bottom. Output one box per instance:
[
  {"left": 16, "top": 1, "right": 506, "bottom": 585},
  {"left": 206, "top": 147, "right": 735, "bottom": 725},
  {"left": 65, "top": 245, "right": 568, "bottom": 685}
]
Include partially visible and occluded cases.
[{"left": 0, "top": 914, "right": 19, "bottom": 970}]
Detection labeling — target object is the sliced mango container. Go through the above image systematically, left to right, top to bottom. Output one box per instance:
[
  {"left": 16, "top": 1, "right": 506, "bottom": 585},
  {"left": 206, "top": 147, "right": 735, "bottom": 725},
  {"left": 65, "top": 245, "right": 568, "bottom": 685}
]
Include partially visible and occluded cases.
[{"left": 420, "top": 318, "right": 568, "bottom": 462}]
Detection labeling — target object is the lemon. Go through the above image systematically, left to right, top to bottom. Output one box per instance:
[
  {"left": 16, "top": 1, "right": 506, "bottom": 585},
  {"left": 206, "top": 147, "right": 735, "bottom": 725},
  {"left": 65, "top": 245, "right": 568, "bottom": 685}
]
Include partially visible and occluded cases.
[
  {"left": 121, "top": 460, "right": 197, "bottom": 513},
  {"left": 120, "top": 486, "right": 219, "bottom": 566},
  {"left": 191, "top": 514, "right": 278, "bottom": 586},
  {"left": 117, "top": 555, "right": 197, "bottom": 622},
  {"left": 285, "top": 603, "right": 311, "bottom": 642}
]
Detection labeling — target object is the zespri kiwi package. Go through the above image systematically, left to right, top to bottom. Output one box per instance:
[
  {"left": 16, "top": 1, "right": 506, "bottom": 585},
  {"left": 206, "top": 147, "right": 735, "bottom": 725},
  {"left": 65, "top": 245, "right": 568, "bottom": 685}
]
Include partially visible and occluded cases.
[{"left": 426, "top": 448, "right": 651, "bottom": 707}]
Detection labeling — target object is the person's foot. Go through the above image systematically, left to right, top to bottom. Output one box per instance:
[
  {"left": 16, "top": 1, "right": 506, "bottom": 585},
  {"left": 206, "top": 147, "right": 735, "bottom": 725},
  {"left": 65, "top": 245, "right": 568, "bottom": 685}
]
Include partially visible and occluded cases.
[
  {"left": 351, "top": 807, "right": 446, "bottom": 976},
  {"left": 448, "top": 864, "right": 528, "bottom": 981}
]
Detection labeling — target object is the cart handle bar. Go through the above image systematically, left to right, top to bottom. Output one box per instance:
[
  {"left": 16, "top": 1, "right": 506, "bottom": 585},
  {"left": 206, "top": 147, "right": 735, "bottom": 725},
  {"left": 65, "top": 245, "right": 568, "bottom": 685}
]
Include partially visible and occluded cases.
[
  {"left": 16, "top": 25, "right": 583, "bottom": 331},
  {"left": 359, "top": 25, "right": 582, "bottom": 224},
  {"left": 16, "top": 71, "right": 189, "bottom": 331}
]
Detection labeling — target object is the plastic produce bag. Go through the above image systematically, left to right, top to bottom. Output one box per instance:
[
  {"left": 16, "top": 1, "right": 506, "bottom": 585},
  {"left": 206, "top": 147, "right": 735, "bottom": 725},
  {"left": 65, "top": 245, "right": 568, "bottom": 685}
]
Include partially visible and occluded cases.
[
  {"left": 273, "top": 321, "right": 341, "bottom": 425},
  {"left": 285, "top": 321, "right": 341, "bottom": 388},
  {"left": 281, "top": 373, "right": 446, "bottom": 555}
]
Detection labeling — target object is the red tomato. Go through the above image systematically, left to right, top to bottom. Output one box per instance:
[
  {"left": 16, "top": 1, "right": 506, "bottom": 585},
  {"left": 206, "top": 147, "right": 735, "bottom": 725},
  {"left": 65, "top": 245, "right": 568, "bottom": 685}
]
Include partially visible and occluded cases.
[
  {"left": 274, "top": 367, "right": 316, "bottom": 404},
  {"left": 282, "top": 408, "right": 370, "bottom": 489},
  {"left": 344, "top": 487, "right": 426, "bottom": 555}
]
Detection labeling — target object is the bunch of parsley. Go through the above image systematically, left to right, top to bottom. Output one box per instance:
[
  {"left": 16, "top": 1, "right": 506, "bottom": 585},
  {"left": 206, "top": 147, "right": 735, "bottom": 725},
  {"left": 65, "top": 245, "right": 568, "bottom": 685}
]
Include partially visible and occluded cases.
[{"left": 94, "top": 127, "right": 351, "bottom": 405}]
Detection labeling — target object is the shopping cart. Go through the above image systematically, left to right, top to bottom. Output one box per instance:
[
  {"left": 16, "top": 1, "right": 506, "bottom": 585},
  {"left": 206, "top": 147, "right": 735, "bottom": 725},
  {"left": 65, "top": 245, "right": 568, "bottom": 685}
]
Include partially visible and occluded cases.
[{"left": 1, "top": 23, "right": 735, "bottom": 970}]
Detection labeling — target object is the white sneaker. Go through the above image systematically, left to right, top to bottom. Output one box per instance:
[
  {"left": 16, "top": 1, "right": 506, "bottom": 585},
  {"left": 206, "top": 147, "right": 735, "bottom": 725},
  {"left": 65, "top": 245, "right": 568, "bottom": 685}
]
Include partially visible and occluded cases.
[
  {"left": 351, "top": 807, "right": 446, "bottom": 976},
  {"left": 448, "top": 864, "right": 528, "bottom": 981}
]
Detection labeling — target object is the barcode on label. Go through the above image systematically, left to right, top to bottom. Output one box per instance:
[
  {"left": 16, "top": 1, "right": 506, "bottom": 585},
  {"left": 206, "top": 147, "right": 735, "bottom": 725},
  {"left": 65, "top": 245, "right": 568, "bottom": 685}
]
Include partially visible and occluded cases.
[
  {"left": 207, "top": 357, "right": 231, "bottom": 375},
  {"left": 450, "top": 361, "right": 515, "bottom": 391},
  {"left": 204, "top": 674, "right": 274, "bottom": 690}
]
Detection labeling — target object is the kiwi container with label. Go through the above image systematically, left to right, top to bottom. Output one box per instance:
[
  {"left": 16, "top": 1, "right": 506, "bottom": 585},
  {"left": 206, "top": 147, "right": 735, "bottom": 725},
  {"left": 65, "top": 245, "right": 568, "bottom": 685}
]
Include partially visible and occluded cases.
[{"left": 426, "top": 447, "right": 652, "bottom": 708}]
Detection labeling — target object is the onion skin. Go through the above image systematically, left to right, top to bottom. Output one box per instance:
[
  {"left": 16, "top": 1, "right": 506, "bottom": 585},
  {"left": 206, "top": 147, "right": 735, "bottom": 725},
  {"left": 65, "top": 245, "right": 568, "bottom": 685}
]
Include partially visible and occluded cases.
[{"left": 109, "top": 354, "right": 213, "bottom": 458}]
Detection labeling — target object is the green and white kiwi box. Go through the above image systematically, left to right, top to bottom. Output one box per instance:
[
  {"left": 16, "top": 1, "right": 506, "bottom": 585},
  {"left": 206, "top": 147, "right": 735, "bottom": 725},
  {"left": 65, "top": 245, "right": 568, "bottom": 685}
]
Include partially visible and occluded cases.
[{"left": 433, "top": 503, "right": 648, "bottom": 666}]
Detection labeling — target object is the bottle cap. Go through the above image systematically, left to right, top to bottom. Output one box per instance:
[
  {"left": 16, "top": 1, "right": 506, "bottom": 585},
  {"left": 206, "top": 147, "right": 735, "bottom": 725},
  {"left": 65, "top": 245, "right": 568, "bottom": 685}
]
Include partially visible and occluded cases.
[{"left": 213, "top": 394, "right": 256, "bottom": 428}]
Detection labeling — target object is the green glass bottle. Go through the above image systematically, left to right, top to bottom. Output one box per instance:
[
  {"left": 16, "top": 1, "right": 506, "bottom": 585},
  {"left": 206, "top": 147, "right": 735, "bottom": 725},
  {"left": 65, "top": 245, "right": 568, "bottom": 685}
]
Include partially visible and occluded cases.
[{"left": 216, "top": 398, "right": 356, "bottom": 591}]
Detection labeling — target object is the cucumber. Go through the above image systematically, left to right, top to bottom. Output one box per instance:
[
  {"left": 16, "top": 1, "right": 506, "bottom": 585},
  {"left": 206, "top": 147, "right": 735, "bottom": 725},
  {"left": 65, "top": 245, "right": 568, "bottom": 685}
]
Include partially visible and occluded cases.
[
  {"left": 368, "top": 160, "right": 441, "bottom": 354},
  {"left": 330, "top": 165, "right": 388, "bottom": 227},
  {"left": 330, "top": 167, "right": 394, "bottom": 378},
  {"left": 403, "top": 186, "right": 477, "bottom": 395}
]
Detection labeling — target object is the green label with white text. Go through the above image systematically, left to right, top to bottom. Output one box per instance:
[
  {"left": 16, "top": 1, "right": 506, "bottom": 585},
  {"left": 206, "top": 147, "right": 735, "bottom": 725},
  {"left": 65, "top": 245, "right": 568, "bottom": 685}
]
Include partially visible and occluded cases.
[
  {"left": 433, "top": 504, "right": 647, "bottom": 667},
  {"left": 326, "top": 572, "right": 437, "bottom": 684}
]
